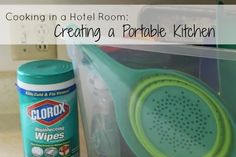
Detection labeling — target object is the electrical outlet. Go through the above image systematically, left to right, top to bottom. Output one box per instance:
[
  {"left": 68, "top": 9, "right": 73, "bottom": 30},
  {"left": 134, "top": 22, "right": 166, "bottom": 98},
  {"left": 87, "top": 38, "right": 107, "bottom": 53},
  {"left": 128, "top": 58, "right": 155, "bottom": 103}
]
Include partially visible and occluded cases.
[
  {"left": 11, "top": 21, "right": 57, "bottom": 60},
  {"left": 11, "top": 45, "right": 57, "bottom": 60}
]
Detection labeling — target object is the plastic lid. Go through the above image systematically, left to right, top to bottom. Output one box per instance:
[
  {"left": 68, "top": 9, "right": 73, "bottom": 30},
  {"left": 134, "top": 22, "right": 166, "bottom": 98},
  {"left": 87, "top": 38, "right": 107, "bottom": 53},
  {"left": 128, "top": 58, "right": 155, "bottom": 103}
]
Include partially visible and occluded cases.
[{"left": 17, "top": 59, "right": 74, "bottom": 84}]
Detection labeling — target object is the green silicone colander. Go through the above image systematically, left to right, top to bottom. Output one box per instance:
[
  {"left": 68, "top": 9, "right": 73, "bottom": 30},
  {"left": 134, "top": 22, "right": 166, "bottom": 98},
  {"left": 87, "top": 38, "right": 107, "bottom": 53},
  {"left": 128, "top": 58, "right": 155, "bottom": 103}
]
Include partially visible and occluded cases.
[
  {"left": 78, "top": 45, "right": 233, "bottom": 157},
  {"left": 129, "top": 74, "right": 232, "bottom": 157}
]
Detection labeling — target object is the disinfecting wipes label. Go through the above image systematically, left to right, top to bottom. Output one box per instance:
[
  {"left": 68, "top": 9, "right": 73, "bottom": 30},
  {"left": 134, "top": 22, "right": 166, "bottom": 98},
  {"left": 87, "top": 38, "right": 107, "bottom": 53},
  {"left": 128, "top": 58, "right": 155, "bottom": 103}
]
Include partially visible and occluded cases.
[{"left": 17, "top": 80, "right": 79, "bottom": 157}]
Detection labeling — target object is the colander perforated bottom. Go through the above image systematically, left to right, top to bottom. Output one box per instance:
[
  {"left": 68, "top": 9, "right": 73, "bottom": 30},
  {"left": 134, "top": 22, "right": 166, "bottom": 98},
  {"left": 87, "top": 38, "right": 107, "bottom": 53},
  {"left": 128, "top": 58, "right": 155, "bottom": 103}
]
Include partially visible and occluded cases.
[
  {"left": 129, "top": 74, "right": 232, "bottom": 157},
  {"left": 143, "top": 86, "right": 216, "bottom": 156}
]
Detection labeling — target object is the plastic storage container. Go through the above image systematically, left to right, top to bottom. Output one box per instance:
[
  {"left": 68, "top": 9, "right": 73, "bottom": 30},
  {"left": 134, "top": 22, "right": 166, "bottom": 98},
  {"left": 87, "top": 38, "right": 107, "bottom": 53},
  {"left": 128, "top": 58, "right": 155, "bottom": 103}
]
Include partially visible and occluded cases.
[{"left": 67, "top": 44, "right": 236, "bottom": 157}]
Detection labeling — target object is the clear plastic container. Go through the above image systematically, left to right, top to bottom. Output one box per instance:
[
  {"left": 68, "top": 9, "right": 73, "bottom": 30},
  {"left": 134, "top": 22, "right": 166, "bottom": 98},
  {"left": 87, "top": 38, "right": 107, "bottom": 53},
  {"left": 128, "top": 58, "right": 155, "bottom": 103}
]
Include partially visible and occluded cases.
[{"left": 67, "top": 44, "right": 236, "bottom": 157}]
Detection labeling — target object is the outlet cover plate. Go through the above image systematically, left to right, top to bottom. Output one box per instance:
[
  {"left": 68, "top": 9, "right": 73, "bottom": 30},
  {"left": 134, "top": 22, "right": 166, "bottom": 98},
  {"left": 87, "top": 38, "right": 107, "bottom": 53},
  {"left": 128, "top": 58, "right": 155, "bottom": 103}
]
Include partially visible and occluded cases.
[
  {"left": 10, "top": 21, "right": 57, "bottom": 61},
  {"left": 11, "top": 45, "right": 57, "bottom": 60}
]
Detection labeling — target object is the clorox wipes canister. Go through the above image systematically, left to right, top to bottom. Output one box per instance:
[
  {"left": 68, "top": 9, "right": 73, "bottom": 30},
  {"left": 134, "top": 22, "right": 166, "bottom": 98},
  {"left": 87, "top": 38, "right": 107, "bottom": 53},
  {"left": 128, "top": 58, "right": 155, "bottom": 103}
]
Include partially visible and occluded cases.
[{"left": 17, "top": 60, "right": 79, "bottom": 157}]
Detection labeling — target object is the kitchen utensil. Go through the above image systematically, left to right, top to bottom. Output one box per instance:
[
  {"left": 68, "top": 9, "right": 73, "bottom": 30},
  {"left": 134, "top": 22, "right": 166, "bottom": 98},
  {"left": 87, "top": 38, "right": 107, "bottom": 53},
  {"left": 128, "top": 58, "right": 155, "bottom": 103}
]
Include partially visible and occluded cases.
[
  {"left": 78, "top": 45, "right": 233, "bottom": 157},
  {"left": 129, "top": 74, "right": 231, "bottom": 157}
]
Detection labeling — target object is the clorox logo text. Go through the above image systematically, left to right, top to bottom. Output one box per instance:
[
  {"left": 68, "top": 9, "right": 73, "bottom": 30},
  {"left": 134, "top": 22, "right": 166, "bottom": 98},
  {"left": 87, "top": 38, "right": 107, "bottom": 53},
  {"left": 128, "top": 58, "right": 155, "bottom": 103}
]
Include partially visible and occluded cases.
[{"left": 27, "top": 99, "right": 70, "bottom": 126}]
